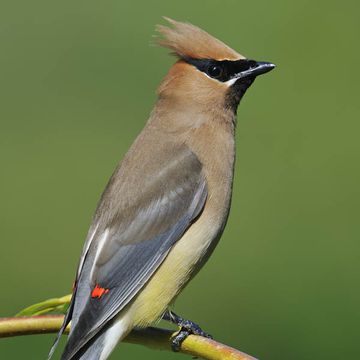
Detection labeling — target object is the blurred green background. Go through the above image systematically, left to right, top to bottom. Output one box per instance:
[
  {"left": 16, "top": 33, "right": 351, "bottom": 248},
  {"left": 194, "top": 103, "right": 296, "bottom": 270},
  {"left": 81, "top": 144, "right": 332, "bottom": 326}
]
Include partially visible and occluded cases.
[{"left": 1, "top": 0, "right": 359, "bottom": 359}]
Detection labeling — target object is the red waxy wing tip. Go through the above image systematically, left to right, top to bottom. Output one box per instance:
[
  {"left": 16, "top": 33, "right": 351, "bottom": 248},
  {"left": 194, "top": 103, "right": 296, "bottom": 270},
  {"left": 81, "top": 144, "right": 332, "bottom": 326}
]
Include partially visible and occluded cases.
[{"left": 91, "top": 284, "right": 110, "bottom": 299}]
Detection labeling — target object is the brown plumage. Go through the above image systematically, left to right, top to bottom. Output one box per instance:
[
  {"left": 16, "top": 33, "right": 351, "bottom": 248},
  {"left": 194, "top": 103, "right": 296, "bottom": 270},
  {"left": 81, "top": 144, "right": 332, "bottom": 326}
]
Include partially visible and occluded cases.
[
  {"left": 156, "top": 17, "right": 244, "bottom": 60},
  {"left": 49, "top": 18, "right": 274, "bottom": 360}
]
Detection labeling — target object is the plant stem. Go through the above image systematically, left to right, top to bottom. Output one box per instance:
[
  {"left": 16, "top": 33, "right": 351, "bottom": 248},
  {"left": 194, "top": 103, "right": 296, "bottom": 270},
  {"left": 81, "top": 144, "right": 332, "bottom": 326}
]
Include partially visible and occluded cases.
[{"left": 0, "top": 315, "right": 257, "bottom": 360}]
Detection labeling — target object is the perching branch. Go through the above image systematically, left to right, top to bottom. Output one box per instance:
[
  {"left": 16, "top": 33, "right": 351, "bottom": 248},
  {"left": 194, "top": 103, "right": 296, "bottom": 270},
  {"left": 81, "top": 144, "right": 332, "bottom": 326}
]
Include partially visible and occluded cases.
[{"left": 0, "top": 315, "right": 257, "bottom": 360}]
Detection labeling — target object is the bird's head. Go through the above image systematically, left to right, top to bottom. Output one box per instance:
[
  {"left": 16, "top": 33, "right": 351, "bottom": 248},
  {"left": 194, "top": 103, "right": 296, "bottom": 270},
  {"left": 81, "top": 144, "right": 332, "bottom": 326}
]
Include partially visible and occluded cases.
[{"left": 156, "top": 18, "right": 275, "bottom": 114}]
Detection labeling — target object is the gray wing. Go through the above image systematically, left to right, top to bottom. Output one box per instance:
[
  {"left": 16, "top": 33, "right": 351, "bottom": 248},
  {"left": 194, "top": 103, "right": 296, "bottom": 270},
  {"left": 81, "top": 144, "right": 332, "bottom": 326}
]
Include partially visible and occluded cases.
[{"left": 58, "top": 143, "right": 207, "bottom": 359}]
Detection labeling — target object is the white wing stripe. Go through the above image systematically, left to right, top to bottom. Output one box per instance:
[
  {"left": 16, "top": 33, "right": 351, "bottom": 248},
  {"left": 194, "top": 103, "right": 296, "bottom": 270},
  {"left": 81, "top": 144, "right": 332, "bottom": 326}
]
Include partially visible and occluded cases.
[{"left": 90, "top": 228, "right": 109, "bottom": 281}]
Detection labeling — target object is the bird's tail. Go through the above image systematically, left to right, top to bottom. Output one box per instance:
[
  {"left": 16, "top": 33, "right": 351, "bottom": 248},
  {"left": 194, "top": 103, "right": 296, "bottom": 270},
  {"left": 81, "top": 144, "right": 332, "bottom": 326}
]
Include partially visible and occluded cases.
[{"left": 61, "top": 315, "right": 132, "bottom": 360}]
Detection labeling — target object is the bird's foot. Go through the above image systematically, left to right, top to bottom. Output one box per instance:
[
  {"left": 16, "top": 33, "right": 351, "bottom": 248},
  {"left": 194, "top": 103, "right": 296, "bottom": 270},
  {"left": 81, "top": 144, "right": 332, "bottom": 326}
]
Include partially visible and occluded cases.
[{"left": 162, "top": 310, "right": 212, "bottom": 352}]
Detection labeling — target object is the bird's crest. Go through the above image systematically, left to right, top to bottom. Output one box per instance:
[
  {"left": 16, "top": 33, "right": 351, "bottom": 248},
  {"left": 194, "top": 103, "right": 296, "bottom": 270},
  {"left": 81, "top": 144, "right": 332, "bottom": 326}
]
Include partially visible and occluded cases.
[{"left": 156, "top": 17, "right": 244, "bottom": 61}]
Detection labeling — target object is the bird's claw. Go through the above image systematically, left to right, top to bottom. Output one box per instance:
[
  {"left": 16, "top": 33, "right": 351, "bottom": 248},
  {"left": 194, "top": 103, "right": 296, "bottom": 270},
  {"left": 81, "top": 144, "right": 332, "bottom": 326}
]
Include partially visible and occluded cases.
[
  {"left": 165, "top": 311, "right": 212, "bottom": 352},
  {"left": 177, "top": 318, "right": 212, "bottom": 339},
  {"left": 171, "top": 329, "right": 190, "bottom": 352}
]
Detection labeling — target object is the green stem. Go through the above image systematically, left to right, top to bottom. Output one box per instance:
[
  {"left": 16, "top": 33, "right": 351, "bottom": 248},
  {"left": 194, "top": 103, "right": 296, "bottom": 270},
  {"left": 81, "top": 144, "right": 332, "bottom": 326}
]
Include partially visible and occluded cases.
[{"left": 0, "top": 315, "right": 257, "bottom": 360}]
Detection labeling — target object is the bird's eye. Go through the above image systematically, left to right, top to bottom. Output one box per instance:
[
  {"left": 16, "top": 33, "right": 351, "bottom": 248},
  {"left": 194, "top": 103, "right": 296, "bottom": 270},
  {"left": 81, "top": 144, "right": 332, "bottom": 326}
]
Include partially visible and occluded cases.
[{"left": 207, "top": 65, "right": 223, "bottom": 79}]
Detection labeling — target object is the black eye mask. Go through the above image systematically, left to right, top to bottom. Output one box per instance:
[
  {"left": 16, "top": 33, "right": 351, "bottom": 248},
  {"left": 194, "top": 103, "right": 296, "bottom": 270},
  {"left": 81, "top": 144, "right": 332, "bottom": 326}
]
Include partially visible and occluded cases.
[{"left": 182, "top": 57, "right": 258, "bottom": 82}]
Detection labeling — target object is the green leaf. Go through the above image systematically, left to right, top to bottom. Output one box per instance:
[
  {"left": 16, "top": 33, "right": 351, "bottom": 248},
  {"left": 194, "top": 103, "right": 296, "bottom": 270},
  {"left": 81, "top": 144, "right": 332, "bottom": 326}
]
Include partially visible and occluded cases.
[{"left": 16, "top": 294, "right": 72, "bottom": 317}]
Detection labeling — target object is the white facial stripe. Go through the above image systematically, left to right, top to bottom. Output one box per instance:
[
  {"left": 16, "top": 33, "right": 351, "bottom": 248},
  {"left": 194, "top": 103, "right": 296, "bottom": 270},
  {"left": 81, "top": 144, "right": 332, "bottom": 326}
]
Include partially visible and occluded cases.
[
  {"left": 193, "top": 62, "right": 252, "bottom": 87},
  {"left": 225, "top": 68, "right": 258, "bottom": 87},
  {"left": 200, "top": 70, "right": 213, "bottom": 81},
  {"left": 203, "top": 71, "right": 238, "bottom": 87},
  {"left": 225, "top": 77, "right": 238, "bottom": 87}
]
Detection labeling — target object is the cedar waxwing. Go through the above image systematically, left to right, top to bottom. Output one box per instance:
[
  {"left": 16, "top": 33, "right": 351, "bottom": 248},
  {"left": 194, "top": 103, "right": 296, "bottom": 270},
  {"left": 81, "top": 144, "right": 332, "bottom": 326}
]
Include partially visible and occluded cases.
[{"left": 48, "top": 18, "right": 274, "bottom": 360}]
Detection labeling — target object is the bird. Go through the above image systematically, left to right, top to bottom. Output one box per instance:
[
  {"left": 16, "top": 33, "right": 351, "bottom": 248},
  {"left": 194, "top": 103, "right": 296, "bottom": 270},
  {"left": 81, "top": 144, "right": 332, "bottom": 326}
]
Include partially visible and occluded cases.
[{"left": 48, "top": 17, "right": 275, "bottom": 360}]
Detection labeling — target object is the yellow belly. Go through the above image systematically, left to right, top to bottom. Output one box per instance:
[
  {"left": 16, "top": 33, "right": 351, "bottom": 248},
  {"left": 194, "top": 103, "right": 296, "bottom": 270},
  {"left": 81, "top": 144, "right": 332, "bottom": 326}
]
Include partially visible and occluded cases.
[
  {"left": 127, "top": 124, "right": 235, "bottom": 328},
  {"left": 128, "top": 206, "right": 222, "bottom": 327}
]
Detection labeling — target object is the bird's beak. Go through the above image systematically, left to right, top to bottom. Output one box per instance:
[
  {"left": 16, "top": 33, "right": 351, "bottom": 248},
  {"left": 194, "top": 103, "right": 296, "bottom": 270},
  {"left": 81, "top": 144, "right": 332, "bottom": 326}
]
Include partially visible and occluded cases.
[{"left": 234, "top": 61, "right": 275, "bottom": 80}]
